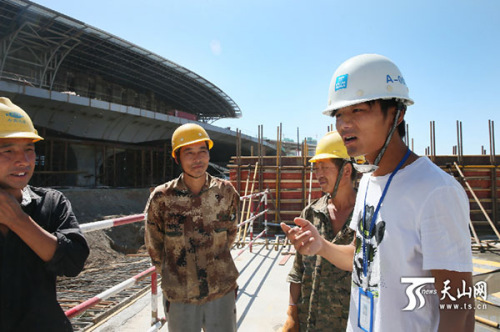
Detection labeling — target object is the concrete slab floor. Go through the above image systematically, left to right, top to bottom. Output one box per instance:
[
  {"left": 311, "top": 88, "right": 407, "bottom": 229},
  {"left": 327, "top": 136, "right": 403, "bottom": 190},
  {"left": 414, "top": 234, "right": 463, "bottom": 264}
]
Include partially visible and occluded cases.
[
  {"left": 90, "top": 242, "right": 500, "bottom": 331},
  {"left": 91, "top": 244, "right": 290, "bottom": 332}
]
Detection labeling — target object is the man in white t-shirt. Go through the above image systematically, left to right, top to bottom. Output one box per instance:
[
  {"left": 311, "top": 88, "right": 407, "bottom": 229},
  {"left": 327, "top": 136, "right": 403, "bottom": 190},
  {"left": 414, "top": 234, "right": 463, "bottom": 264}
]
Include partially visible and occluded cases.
[{"left": 281, "top": 54, "right": 474, "bottom": 331}]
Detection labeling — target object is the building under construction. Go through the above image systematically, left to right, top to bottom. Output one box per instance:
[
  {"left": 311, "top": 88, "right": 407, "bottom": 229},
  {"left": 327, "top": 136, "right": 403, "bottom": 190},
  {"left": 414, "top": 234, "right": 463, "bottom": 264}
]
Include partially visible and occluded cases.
[{"left": 0, "top": 0, "right": 276, "bottom": 189}]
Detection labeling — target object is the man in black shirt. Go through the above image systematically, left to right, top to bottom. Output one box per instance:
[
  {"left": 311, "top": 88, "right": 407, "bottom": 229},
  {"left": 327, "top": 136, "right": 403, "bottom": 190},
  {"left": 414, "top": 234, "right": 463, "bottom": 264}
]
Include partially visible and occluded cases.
[{"left": 0, "top": 97, "right": 89, "bottom": 331}]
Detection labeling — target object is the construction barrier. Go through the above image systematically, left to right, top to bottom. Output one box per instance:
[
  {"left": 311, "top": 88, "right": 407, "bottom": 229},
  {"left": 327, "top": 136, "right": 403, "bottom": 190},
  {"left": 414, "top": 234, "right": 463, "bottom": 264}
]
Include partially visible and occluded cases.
[
  {"left": 234, "top": 189, "right": 277, "bottom": 254},
  {"left": 237, "top": 189, "right": 293, "bottom": 252},
  {"left": 237, "top": 209, "right": 268, "bottom": 228},
  {"left": 66, "top": 214, "right": 167, "bottom": 330},
  {"left": 80, "top": 214, "right": 145, "bottom": 233},
  {"left": 65, "top": 266, "right": 156, "bottom": 319},
  {"left": 145, "top": 268, "right": 167, "bottom": 332},
  {"left": 150, "top": 270, "right": 161, "bottom": 325}
]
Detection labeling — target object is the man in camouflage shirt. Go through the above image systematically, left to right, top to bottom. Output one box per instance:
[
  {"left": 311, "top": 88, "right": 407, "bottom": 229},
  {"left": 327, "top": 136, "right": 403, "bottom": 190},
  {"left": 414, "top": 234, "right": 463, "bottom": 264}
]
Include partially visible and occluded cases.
[
  {"left": 145, "top": 123, "right": 239, "bottom": 332},
  {"left": 284, "top": 131, "right": 356, "bottom": 332}
]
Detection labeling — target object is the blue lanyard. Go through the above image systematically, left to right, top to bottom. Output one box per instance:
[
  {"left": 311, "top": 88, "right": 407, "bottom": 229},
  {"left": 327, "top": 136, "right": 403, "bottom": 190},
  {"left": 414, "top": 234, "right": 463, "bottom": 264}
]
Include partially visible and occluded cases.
[{"left": 362, "top": 148, "right": 410, "bottom": 277}]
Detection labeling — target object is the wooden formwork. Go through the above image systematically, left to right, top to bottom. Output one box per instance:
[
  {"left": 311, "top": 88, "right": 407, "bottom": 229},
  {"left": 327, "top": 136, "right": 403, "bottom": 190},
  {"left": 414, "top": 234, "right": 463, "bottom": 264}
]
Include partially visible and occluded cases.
[
  {"left": 229, "top": 155, "right": 500, "bottom": 234},
  {"left": 443, "top": 164, "right": 499, "bottom": 229}
]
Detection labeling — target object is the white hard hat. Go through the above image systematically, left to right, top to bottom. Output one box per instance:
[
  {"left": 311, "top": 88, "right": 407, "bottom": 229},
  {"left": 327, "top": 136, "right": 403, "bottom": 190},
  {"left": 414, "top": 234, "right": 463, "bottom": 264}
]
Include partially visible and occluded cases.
[{"left": 323, "top": 54, "right": 414, "bottom": 117}]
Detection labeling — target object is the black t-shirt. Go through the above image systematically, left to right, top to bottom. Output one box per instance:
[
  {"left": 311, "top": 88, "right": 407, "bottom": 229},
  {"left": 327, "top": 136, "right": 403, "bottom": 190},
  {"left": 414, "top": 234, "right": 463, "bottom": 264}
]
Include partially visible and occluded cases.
[{"left": 0, "top": 186, "right": 89, "bottom": 332}]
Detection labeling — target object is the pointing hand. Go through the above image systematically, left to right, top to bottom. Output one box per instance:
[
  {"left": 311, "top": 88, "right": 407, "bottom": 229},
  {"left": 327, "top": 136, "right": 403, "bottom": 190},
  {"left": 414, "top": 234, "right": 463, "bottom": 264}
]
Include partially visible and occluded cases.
[{"left": 280, "top": 217, "right": 324, "bottom": 256}]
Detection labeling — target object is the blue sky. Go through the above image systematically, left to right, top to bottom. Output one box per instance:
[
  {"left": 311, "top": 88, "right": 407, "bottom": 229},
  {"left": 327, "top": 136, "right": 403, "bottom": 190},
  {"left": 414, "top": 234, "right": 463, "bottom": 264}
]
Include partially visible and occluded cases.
[{"left": 34, "top": 0, "right": 500, "bottom": 155}]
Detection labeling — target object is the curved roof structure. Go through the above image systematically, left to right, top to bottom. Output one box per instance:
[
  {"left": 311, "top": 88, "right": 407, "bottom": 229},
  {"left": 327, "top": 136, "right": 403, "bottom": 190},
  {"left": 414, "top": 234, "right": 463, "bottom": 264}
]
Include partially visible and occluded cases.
[{"left": 0, "top": 0, "right": 241, "bottom": 121}]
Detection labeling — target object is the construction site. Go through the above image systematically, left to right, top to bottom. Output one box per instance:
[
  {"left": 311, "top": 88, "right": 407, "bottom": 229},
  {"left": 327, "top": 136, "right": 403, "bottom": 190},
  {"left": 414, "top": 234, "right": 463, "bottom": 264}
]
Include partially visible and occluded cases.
[
  {"left": 1, "top": 0, "right": 500, "bottom": 331},
  {"left": 53, "top": 127, "right": 500, "bottom": 331}
]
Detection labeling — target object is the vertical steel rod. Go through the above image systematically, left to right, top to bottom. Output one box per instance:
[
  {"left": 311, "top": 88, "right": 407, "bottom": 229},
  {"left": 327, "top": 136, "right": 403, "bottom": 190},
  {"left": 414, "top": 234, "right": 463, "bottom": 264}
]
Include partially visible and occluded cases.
[{"left": 432, "top": 121, "right": 436, "bottom": 160}]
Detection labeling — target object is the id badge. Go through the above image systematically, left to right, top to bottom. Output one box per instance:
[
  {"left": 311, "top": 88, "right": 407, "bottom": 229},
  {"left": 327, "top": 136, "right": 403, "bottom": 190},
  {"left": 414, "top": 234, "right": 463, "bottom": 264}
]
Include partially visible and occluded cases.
[{"left": 358, "top": 287, "right": 374, "bottom": 332}]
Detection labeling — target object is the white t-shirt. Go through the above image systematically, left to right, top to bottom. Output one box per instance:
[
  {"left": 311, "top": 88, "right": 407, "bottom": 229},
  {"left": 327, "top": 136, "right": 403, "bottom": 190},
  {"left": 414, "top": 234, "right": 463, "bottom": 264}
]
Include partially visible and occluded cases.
[{"left": 347, "top": 156, "right": 472, "bottom": 332}]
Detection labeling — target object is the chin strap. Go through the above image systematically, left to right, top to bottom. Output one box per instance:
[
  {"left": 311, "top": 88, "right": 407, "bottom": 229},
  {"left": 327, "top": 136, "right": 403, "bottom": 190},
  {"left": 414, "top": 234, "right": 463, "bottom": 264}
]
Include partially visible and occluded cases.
[{"left": 329, "top": 160, "right": 346, "bottom": 200}]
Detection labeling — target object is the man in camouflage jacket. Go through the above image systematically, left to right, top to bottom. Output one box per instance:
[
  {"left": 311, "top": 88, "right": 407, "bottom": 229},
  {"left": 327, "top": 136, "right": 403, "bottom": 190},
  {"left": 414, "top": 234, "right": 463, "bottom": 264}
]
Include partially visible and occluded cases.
[
  {"left": 145, "top": 123, "right": 239, "bottom": 332},
  {"left": 284, "top": 131, "right": 356, "bottom": 332},
  {"left": 287, "top": 195, "right": 354, "bottom": 331}
]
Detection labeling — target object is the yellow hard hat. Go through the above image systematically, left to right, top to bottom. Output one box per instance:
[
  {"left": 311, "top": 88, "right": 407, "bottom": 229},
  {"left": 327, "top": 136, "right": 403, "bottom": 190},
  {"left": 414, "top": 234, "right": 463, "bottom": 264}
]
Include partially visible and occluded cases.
[
  {"left": 0, "top": 97, "right": 43, "bottom": 142},
  {"left": 171, "top": 123, "right": 213, "bottom": 158},
  {"left": 309, "top": 131, "right": 348, "bottom": 163}
]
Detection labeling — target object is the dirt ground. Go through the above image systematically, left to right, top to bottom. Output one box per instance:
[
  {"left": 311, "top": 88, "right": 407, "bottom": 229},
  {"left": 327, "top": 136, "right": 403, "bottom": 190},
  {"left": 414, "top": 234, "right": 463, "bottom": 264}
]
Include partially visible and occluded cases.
[{"left": 61, "top": 188, "right": 152, "bottom": 269}]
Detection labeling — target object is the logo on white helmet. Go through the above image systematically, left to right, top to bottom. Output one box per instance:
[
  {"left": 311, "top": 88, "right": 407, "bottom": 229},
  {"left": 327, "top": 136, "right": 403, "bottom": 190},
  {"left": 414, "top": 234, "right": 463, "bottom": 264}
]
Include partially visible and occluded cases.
[{"left": 335, "top": 74, "right": 348, "bottom": 91}]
